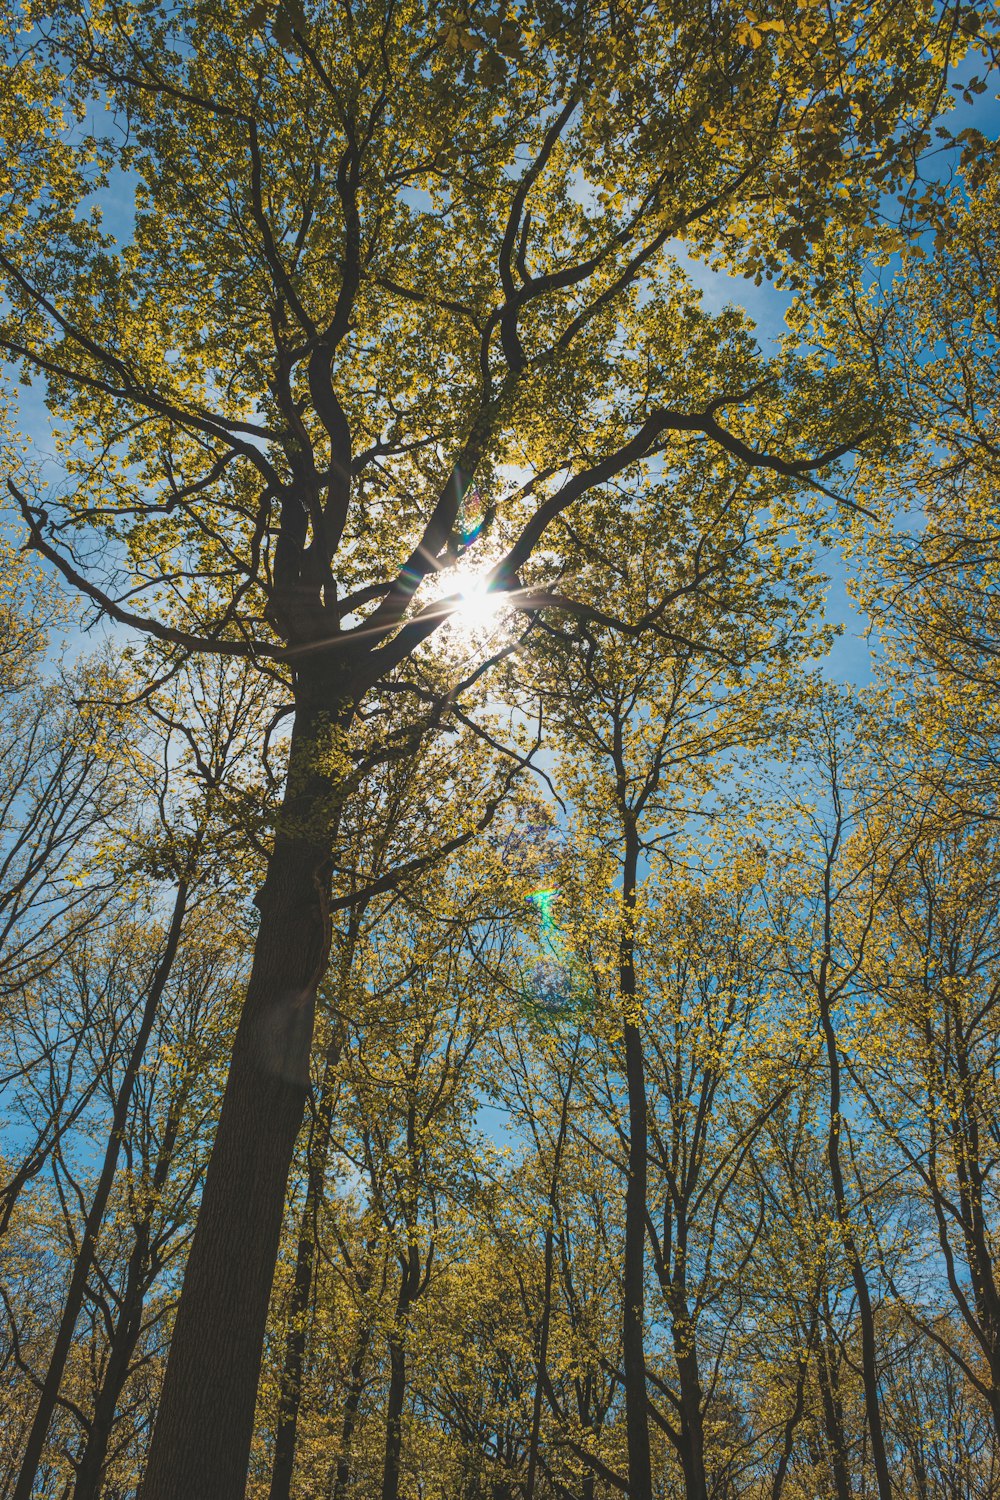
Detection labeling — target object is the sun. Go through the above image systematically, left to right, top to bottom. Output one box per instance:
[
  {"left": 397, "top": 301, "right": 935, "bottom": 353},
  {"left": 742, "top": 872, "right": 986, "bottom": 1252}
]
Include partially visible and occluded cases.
[{"left": 448, "top": 569, "right": 508, "bottom": 636}]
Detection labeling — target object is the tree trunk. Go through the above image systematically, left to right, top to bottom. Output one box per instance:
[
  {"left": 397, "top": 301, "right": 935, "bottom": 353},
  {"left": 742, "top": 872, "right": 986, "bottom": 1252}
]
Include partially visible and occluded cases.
[
  {"left": 141, "top": 687, "right": 349, "bottom": 1500},
  {"left": 815, "top": 818, "right": 891, "bottom": 1500},
  {"left": 620, "top": 823, "right": 652, "bottom": 1500},
  {"left": 12, "top": 879, "right": 188, "bottom": 1500},
  {"left": 817, "top": 979, "right": 892, "bottom": 1500},
  {"left": 944, "top": 998, "right": 1000, "bottom": 1441},
  {"left": 268, "top": 1022, "right": 348, "bottom": 1500},
  {"left": 525, "top": 1043, "right": 577, "bottom": 1500},
  {"left": 74, "top": 1070, "right": 193, "bottom": 1500},
  {"left": 267, "top": 1178, "right": 321, "bottom": 1500},
  {"left": 381, "top": 1235, "right": 423, "bottom": 1500},
  {"left": 73, "top": 1277, "right": 142, "bottom": 1500},
  {"left": 816, "top": 1314, "right": 852, "bottom": 1500},
  {"left": 770, "top": 1319, "right": 815, "bottom": 1500},
  {"left": 330, "top": 1322, "right": 373, "bottom": 1500},
  {"left": 381, "top": 1324, "right": 408, "bottom": 1500},
  {"left": 674, "top": 1341, "right": 709, "bottom": 1500}
]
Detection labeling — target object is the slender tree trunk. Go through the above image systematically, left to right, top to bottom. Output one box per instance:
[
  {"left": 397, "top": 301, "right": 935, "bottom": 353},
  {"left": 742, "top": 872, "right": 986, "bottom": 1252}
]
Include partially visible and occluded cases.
[
  {"left": 141, "top": 687, "right": 348, "bottom": 1500},
  {"left": 816, "top": 814, "right": 892, "bottom": 1500},
  {"left": 620, "top": 822, "right": 652, "bottom": 1500},
  {"left": 12, "top": 879, "right": 188, "bottom": 1500},
  {"left": 817, "top": 975, "right": 892, "bottom": 1500},
  {"left": 945, "top": 1003, "right": 1000, "bottom": 1440},
  {"left": 268, "top": 1022, "right": 348, "bottom": 1500},
  {"left": 525, "top": 1044, "right": 577, "bottom": 1500},
  {"left": 74, "top": 1072, "right": 192, "bottom": 1500},
  {"left": 267, "top": 1178, "right": 321, "bottom": 1500},
  {"left": 658, "top": 1207, "right": 708, "bottom": 1500},
  {"left": 523, "top": 1223, "right": 554, "bottom": 1500},
  {"left": 381, "top": 1233, "right": 423, "bottom": 1500},
  {"left": 73, "top": 1279, "right": 142, "bottom": 1500},
  {"left": 770, "top": 1311, "right": 817, "bottom": 1500},
  {"left": 381, "top": 1320, "right": 408, "bottom": 1500},
  {"left": 329, "top": 1322, "right": 373, "bottom": 1500},
  {"left": 816, "top": 1330, "right": 852, "bottom": 1500},
  {"left": 674, "top": 1342, "right": 709, "bottom": 1500},
  {"left": 770, "top": 1355, "right": 809, "bottom": 1500}
]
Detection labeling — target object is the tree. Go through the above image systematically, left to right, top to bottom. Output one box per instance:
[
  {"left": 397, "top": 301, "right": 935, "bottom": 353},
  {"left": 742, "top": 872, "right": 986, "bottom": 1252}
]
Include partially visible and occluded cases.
[
  {"left": 0, "top": 1, "right": 969, "bottom": 1489},
  {"left": 799, "top": 104, "right": 1000, "bottom": 805},
  {"left": 513, "top": 427, "right": 833, "bottom": 1498},
  {"left": 0, "top": 549, "right": 125, "bottom": 1002},
  {"left": 0, "top": 556, "right": 132, "bottom": 1254},
  {"left": 5, "top": 651, "right": 274, "bottom": 1498},
  {"left": 262, "top": 727, "right": 522, "bottom": 1500},
  {"left": 850, "top": 787, "right": 1000, "bottom": 1445},
  {"left": 1, "top": 903, "right": 248, "bottom": 1499}
]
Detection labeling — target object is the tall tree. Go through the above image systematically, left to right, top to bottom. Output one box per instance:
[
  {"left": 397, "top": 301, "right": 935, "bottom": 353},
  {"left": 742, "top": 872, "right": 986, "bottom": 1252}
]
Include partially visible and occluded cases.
[
  {"left": 518, "top": 438, "right": 832, "bottom": 1497},
  {"left": 851, "top": 787, "right": 1000, "bottom": 1443}
]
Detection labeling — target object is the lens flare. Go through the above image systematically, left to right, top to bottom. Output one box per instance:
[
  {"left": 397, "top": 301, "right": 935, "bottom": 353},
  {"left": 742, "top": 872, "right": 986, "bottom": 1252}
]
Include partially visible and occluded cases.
[
  {"left": 451, "top": 570, "right": 505, "bottom": 634},
  {"left": 524, "top": 887, "right": 590, "bottom": 1021}
]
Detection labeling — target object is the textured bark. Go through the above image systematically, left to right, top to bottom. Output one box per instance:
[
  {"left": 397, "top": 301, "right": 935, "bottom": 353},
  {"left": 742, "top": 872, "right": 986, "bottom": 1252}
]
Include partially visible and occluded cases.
[
  {"left": 141, "top": 687, "right": 348, "bottom": 1500},
  {"left": 139, "top": 859, "right": 321, "bottom": 1496},
  {"left": 12, "top": 879, "right": 188, "bottom": 1500}
]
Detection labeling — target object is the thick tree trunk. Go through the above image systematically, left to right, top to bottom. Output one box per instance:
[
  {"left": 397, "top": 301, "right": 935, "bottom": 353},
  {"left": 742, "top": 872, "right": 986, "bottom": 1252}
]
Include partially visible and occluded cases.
[
  {"left": 141, "top": 687, "right": 349, "bottom": 1500},
  {"left": 620, "top": 824, "right": 652, "bottom": 1500},
  {"left": 139, "top": 850, "right": 323, "bottom": 1499},
  {"left": 12, "top": 879, "right": 188, "bottom": 1500}
]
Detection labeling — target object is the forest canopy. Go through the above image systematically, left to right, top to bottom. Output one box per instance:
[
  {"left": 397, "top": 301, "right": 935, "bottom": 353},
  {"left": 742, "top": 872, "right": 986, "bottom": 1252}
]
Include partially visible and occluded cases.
[{"left": 1, "top": 1, "right": 1000, "bottom": 1497}]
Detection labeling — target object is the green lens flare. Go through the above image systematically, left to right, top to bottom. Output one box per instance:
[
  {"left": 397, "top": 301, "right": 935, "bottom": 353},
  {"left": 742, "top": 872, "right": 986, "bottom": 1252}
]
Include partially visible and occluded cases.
[{"left": 523, "top": 888, "right": 591, "bottom": 1022}]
